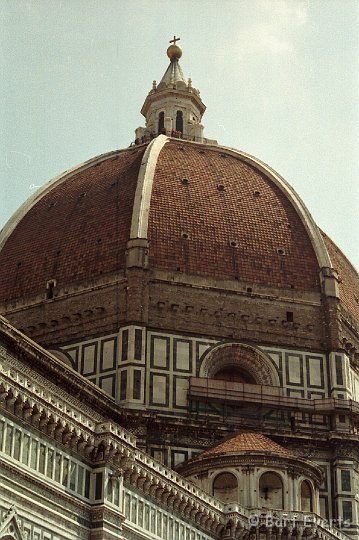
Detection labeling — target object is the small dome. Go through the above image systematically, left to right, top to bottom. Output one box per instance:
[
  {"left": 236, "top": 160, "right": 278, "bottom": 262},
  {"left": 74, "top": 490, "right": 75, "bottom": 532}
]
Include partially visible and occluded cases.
[
  {"left": 176, "top": 431, "right": 323, "bottom": 486},
  {"left": 176, "top": 431, "right": 323, "bottom": 508},
  {"left": 198, "top": 432, "right": 294, "bottom": 458}
]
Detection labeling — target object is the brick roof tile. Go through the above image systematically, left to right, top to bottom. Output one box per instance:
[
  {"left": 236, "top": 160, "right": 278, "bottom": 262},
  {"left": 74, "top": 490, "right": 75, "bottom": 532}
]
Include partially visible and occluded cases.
[
  {"left": 148, "top": 141, "right": 320, "bottom": 291},
  {"left": 0, "top": 148, "right": 145, "bottom": 302},
  {"left": 200, "top": 432, "right": 293, "bottom": 458}
]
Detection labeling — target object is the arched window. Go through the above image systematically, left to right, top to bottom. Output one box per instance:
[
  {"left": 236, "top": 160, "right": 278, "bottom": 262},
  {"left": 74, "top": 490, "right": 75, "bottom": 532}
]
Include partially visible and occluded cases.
[
  {"left": 175, "top": 110, "right": 183, "bottom": 133},
  {"left": 158, "top": 111, "right": 165, "bottom": 134},
  {"left": 199, "top": 343, "right": 281, "bottom": 387},
  {"left": 213, "top": 365, "right": 256, "bottom": 384},
  {"left": 213, "top": 472, "right": 238, "bottom": 503},
  {"left": 259, "top": 472, "right": 284, "bottom": 509},
  {"left": 300, "top": 480, "right": 313, "bottom": 512}
]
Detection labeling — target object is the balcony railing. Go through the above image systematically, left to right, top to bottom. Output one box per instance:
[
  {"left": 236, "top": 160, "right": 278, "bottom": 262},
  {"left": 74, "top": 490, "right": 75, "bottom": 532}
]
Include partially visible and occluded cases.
[
  {"left": 131, "top": 131, "right": 210, "bottom": 146},
  {"left": 188, "top": 377, "right": 359, "bottom": 416}
]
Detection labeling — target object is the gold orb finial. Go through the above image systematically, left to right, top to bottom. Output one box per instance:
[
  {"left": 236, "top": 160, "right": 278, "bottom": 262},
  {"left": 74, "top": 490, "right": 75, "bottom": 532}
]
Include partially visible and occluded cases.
[
  {"left": 167, "top": 35, "right": 182, "bottom": 60},
  {"left": 167, "top": 44, "right": 182, "bottom": 60}
]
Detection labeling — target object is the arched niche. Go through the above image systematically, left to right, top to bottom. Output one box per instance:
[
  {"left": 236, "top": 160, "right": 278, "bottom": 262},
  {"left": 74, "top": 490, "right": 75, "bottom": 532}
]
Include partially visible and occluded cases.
[
  {"left": 175, "top": 110, "right": 184, "bottom": 133},
  {"left": 158, "top": 111, "right": 165, "bottom": 134},
  {"left": 199, "top": 343, "right": 280, "bottom": 387},
  {"left": 213, "top": 472, "right": 238, "bottom": 503},
  {"left": 259, "top": 472, "right": 284, "bottom": 510},
  {"left": 300, "top": 480, "right": 313, "bottom": 512}
]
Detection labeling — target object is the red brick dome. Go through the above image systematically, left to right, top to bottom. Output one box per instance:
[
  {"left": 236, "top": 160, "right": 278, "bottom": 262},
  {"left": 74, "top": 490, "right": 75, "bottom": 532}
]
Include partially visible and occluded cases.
[
  {"left": 0, "top": 136, "right": 357, "bottom": 322},
  {"left": 0, "top": 146, "right": 145, "bottom": 302}
]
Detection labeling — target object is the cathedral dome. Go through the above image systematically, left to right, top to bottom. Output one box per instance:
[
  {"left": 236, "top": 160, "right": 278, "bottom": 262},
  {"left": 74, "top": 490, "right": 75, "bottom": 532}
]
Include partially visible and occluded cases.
[
  {"left": 1, "top": 38, "right": 359, "bottom": 540},
  {"left": 0, "top": 40, "right": 357, "bottom": 348},
  {"left": 0, "top": 136, "right": 357, "bottom": 322}
]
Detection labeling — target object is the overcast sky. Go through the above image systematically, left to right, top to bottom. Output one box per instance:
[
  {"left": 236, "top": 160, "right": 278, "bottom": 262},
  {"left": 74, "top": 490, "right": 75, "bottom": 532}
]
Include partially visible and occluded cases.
[{"left": 1, "top": 0, "right": 358, "bottom": 269}]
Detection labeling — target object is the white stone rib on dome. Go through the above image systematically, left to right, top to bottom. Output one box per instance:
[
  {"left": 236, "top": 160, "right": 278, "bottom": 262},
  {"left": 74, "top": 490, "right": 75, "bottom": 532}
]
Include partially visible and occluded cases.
[
  {"left": 130, "top": 135, "right": 169, "bottom": 238},
  {"left": 219, "top": 144, "right": 333, "bottom": 270}
]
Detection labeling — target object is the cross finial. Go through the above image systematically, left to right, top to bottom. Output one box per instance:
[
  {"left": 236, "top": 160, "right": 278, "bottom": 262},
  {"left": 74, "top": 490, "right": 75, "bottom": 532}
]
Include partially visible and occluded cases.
[{"left": 169, "top": 35, "right": 180, "bottom": 45}]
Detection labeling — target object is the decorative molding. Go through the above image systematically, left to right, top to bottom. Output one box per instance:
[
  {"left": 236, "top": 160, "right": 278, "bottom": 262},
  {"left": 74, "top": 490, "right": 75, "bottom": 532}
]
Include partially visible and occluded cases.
[
  {"left": 199, "top": 342, "right": 280, "bottom": 386},
  {"left": 177, "top": 452, "right": 323, "bottom": 488},
  {"left": 0, "top": 505, "right": 26, "bottom": 540}
]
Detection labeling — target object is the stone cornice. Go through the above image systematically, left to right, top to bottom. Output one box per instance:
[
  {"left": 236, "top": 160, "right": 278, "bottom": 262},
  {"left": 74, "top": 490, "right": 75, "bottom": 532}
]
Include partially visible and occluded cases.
[
  {"left": 141, "top": 87, "right": 206, "bottom": 117},
  {"left": 149, "top": 269, "right": 322, "bottom": 305},
  {"left": 2, "top": 273, "right": 127, "bottom": 315},
  {"left": 0, "top": 315, "right": 134, "bottom": 430},
  {"left": 0, "top": 321, "right": 224, "bottom": 536},
  {"left": 0, "top": 366, "right": 139, "bottom": 466},
  {"left": 95, "top": 435, "right": 226, "bottom": 535}
]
